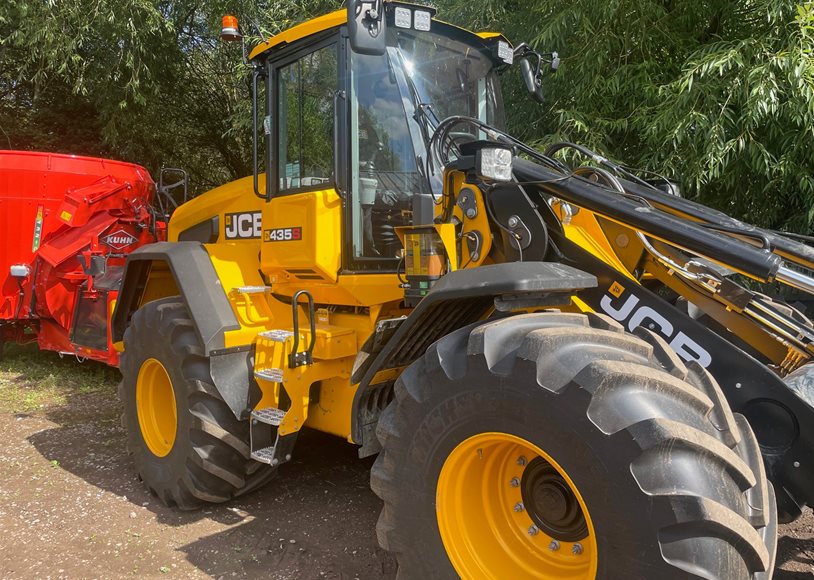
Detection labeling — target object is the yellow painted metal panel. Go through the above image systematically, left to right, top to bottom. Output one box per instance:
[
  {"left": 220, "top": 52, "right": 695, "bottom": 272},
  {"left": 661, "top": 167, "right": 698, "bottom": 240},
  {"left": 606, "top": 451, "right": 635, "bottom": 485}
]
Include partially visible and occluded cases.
[{"left": 261, "top": 188, "right": 342, "bottom": 282}]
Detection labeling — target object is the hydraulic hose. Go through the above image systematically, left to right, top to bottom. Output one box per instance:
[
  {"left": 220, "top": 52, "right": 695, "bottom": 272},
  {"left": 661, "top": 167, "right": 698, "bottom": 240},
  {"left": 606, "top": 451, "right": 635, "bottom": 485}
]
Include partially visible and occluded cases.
[{"left": 512, "top": 157, "right": 784, "bottom": 283}]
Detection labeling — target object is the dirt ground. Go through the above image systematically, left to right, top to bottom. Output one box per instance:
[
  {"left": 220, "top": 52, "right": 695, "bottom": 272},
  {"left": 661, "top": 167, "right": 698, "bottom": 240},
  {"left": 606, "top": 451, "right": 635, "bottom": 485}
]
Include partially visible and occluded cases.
[{"left": 0, "top": 344, "right": 812, "bottom": 579}]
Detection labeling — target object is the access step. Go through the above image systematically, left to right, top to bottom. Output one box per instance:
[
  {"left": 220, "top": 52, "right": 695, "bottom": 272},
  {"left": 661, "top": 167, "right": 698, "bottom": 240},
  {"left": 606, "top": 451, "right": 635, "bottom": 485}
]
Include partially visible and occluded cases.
[
  {"left": 235, "top": 285, "right": 271, "bottom": 294},
  {"left": 259, "top": 329, "right": 294, "bottom": 342},
  {"left": 254, "top": 367, "right": 284, "bottom": 382},
  {"left": 251, "top": 407, "right": 286, "bottom": 426},
  {"left": 251, "top": 446, "right": 290, "bottom": 465}
]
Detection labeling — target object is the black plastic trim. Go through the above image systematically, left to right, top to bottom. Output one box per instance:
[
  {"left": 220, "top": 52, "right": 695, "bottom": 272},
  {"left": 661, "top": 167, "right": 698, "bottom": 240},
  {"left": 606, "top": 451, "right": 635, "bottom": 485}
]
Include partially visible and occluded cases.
[
  {"left": 178, "top": 216, "right": 219, "bottom": 244},
  {"left": 111, "top": 242, "right": 239, "bottom": 354},
  {"left": 350, "top": 262, "right": 597, "bottom": 442}
]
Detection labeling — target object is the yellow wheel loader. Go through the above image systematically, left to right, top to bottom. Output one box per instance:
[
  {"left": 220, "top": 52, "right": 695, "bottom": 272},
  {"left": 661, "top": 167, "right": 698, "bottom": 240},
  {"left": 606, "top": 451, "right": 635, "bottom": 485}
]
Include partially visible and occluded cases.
[{"left": 110, "top": 2, "right": 814, "bottom": 577}]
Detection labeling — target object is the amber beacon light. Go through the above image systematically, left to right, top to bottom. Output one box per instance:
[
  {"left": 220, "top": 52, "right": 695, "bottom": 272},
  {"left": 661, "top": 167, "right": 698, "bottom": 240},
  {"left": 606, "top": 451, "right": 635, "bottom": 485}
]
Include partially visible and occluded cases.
[{"left": 220, "top": 15, "right": 242, "bottom": 41}]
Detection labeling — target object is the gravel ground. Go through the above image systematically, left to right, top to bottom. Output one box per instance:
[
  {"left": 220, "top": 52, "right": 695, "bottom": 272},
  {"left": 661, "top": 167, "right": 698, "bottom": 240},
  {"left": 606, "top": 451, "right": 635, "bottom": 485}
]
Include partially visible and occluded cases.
[{"left": 0, "top": 345, "right": 812, "bottom": 579}]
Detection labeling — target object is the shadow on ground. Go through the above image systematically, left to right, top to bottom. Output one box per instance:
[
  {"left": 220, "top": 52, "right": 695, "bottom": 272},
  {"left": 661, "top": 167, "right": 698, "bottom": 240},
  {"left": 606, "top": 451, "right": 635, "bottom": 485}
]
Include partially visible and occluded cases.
[
  {"left": 27, "top": 378, "right": 395, "bottom": 578},
  {"left": 776, "top": 534, "right": 814, "bottom": 578}
]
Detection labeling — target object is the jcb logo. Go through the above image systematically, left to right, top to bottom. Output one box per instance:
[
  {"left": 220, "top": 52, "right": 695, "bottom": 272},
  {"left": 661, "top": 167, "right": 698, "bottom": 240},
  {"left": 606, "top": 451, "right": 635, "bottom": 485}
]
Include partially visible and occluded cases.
[
  {"left": 224, "top": 212, "right": 262, "bottom": 240},
  {"left": 600, "top": 283, "right": 713, "bottom": 368}
]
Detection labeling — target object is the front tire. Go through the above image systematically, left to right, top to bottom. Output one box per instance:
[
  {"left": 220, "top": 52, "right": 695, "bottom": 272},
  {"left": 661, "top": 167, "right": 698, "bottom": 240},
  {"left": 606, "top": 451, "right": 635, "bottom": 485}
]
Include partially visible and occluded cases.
[
  {"left": 119, "top": 297, "right": 274, "bottom": 509},
  {"left": 372, "top": 312, "right": 777, "bottom": 579}
]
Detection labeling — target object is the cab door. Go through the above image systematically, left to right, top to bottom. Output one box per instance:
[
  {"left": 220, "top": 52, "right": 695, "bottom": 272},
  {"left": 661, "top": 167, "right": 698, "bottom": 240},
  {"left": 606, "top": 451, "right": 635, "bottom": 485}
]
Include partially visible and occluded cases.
[{"left": 261, "top": 36, "right": 344, "bottom": 286}]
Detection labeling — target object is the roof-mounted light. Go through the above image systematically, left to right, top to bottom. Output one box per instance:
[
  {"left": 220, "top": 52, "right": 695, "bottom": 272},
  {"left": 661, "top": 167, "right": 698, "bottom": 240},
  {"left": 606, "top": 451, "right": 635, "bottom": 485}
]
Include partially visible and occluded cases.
[
  {"left": 390, "top": 5, "right": 433, "bottom": 32},
  {"left": 394, "top": 6, "right": 412, "bottom": 28},
  {"left": 413, "top": 10, "right": 431, "bottom": 31}
]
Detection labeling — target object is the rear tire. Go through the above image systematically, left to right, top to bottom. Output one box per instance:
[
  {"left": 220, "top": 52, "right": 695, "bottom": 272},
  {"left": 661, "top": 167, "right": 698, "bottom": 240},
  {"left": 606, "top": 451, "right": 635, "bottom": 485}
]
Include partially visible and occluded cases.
[
  {"left": 119, "top": 297, "right": 274, "bottom": 509},
  {"left": 372, "top": 312, "right": 777, "bottom": 579}
]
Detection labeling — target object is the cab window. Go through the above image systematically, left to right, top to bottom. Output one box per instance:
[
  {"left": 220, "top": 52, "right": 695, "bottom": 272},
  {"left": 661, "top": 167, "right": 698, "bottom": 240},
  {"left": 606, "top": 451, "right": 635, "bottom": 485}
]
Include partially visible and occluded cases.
[
  {"left": 277, "top": 44, "right": 337, "bottom": 192},
  {"left": 350, "top": 50, "right": 420, "bottom": 261}
]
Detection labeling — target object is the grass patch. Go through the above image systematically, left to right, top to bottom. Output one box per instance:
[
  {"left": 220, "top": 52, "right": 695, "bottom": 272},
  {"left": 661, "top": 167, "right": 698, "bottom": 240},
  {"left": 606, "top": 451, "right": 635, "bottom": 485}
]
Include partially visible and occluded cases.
[{"left": 0, "top": 343, "right": 120, "bottom": 414}]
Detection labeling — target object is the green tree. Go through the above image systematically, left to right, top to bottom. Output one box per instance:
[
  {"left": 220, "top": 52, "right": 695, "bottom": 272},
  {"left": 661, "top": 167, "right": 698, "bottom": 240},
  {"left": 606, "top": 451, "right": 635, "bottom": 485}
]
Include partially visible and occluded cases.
[
  {"left": 0, "top": 0, "right": 334, "bottom": 193},
  {"left": 440, "top": 0, "right": 814, "bottom": 233}
]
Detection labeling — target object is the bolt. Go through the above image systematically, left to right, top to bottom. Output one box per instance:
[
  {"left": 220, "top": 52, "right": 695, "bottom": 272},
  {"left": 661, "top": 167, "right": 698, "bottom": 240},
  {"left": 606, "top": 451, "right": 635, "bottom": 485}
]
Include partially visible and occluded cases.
[
  {"left": 466, "top": 208, "right": 476, "bottom": 219},
  {"left": 507, "top": 216, "right": 519, "bottom": 228},
  {"left": 735, "top": 382, "right": 742, "bottom": 389},
  {"left": 285, "top": 454, "right": 292, "bottom": 461},
  {"left": 517, "top": 455, "right": 527, "bottom": 466},
  {"left": 271, "top": 459, "right": 279, "bottom": 467},
  {"left": 794, "top": 461, "right": 801, "bottom": 468},
  {"left": 510, "top": 477, "right": 520, "bottom": 488},
  {"left": 514, "top": 502, "right": 524, "bottom": 512},
  {"left": 528, "top": 525, "right": 539, "bottom": 536},
  {"left": 548, "top": 540, "right": 560, "bottom": 551},
  {"left": 572, "top": 543, "right": 583, "bottom": 555}
]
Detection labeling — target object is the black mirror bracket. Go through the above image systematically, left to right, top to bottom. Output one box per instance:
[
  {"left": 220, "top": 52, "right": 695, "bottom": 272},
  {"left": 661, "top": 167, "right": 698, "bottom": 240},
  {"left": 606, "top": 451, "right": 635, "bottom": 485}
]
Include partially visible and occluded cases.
[
  {"left": 348, "top": 0, "right": 387, "bottom": 55},
  {"left": 514, "top": 43, "right": 559, "bottom": 104}
]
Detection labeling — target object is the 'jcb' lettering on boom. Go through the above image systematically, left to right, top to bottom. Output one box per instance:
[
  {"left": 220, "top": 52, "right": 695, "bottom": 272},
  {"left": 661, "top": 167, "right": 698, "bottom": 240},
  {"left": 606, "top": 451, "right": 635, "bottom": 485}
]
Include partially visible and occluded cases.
[{"left": 600, "top": 288, "right": 713, "bottom": 368}]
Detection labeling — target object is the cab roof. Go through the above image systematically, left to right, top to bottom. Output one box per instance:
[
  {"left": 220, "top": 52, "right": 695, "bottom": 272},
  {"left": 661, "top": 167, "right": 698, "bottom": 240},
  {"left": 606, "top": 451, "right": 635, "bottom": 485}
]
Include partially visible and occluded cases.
[{"left": 248, "top": 8, "right": 508, "bottom": 61}]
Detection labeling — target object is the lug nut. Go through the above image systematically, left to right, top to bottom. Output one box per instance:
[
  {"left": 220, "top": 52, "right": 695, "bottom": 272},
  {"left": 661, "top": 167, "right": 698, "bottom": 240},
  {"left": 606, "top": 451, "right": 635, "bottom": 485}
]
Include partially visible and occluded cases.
[
  {"left": 517, "top": 455, "right": 527, "bottom": 466},
  {"left": 510, "top": 477, "right": 520, "bottom": 487},
  {"left": 514, "top": 502, "right": 524, "bottom": 512},
  {"left": 528, "top": 525, "right": 539, "bottom": 536},
  {"left": 549, "top": 540, "right": 560, "bottom": 551},
  {"left": 572, "top": 543, "right": 583, "bottom": 555}
]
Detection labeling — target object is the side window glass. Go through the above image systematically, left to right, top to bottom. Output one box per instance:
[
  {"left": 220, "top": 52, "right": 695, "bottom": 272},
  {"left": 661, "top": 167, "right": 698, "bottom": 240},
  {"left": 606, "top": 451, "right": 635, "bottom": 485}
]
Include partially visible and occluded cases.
[
  {"left": 277, "top": 44, "right": 337, "bottom": 191},
  {"left": 351, "top": 51, "right": 419, "bottom": 260}
]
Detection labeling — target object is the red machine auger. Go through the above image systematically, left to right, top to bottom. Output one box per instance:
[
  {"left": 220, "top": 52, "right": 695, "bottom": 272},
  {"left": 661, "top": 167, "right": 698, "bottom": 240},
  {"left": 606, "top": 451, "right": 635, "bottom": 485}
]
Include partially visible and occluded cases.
[{"left": 0, "top": 151, "right": 167, "bottom": 365}]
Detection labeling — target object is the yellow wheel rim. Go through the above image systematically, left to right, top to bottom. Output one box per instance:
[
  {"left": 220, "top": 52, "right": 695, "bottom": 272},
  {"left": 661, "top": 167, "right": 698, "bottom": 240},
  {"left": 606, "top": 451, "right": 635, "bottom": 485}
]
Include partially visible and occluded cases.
[
  {"left": 136, "top": 358, "right": 178, "bottom": 457},
  {"left": 437, "top": 432, "right": 598, "bottom": 579}
]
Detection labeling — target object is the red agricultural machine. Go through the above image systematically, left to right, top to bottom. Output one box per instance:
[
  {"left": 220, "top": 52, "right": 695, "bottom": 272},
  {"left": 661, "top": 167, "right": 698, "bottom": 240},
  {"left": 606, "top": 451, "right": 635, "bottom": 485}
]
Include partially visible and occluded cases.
[{"left": 0, "top": 151, "right": 170, "bottom": 365}]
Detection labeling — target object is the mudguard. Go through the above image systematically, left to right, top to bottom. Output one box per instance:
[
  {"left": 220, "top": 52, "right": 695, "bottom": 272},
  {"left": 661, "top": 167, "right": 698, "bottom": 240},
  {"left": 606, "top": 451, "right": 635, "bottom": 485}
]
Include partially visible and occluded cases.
[
  {"left": 111, "top": 242, "right": 239, "bottom": 354},
  {"left": 351, "top": 261, "right": 597, "bottom": 452}
]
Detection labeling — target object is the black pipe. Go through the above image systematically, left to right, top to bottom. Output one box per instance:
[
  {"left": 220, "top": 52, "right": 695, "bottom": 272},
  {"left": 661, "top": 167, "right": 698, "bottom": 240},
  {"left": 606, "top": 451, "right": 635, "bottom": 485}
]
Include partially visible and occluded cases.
[
  {"left": 512, "top": 158, "right": 783, "bottom": 282},
  {"left": 615, "top": 175, "right": 814, "bottom": 271}
]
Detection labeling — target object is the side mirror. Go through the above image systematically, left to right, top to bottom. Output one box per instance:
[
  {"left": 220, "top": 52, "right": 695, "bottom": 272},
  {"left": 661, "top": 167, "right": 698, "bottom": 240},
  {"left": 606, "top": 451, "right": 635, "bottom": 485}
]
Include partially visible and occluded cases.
[
  {"left": 348, "top": 0, "right": 386, "bottom": 56},
  {"left": 520, "top": 58, "right": 545, "bottom": 104}
]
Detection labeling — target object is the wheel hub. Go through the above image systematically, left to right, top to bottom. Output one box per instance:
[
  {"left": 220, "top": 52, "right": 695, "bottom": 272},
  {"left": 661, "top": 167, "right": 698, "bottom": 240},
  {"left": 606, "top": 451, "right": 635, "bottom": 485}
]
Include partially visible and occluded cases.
[
  {"left": 136, "top": 357, "right": 178, "bottom": 457},
  {"left": 436, "top": 432, "right": 597, "bottom": 579},
  {"left": 521, "top": 457, "right": 588, "bottom": 542}
]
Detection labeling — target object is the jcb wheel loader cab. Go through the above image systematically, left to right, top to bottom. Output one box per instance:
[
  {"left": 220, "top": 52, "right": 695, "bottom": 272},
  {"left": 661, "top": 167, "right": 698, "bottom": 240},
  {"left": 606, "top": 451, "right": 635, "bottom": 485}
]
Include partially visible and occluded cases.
[{"left": 373, "top": 312, "right": 777, "bottom": 579}]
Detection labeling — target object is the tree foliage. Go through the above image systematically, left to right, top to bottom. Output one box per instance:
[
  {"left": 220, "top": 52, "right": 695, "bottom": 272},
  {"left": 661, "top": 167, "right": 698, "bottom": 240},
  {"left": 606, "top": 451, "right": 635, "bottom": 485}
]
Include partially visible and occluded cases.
[
  {"left": 0, "top": 0, "right": 334, "bottom": 192},
  {"left": 1, "top": 0, "right": 813, "bottom": 231},
  {"left": 441, "top": 0, "right": 814, "bottom": 231}
]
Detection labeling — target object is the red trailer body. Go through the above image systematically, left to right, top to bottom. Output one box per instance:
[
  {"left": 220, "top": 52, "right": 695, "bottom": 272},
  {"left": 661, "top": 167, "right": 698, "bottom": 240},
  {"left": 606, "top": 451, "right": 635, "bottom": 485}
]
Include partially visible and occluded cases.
[{"left": 0, "top": 151, "right": 164, "bottom": 365}]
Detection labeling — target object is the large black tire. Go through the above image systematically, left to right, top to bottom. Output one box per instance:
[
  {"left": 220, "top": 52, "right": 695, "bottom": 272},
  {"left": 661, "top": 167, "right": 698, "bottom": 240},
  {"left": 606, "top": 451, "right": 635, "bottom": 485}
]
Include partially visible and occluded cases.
[
  {"left": 119, "top": 297, "right": 274, "bottom": 509},
  {"left": 372, "top": 312, "right": 778, "bottom": 579}
]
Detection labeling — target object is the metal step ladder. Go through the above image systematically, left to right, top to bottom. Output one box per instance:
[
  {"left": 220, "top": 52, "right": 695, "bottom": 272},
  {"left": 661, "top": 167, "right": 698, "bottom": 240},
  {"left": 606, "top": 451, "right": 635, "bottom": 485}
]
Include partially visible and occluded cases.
[{"left": 248, "top": 290, "right": 316, "bottom": 467}]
